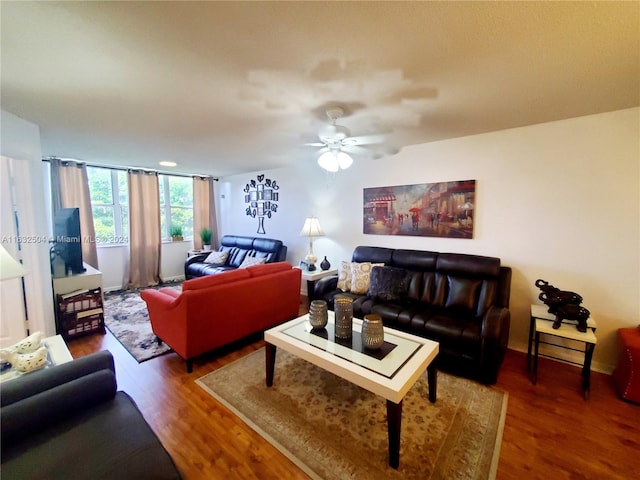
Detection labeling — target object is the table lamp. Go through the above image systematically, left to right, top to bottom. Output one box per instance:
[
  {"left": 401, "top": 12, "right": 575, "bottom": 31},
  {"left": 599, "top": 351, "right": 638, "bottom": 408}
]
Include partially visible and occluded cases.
[
  {"left": 299, "top": 216, "right": 324, "bottom": 271},
  {"left": 0, "top": 244, "right": 27, "bottom": 281}
]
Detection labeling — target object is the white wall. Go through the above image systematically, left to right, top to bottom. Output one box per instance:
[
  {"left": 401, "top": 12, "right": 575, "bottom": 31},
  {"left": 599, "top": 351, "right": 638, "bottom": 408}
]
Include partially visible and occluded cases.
[
  {"left": 218, "top": 108, "right": 640, "bottom": 374},
  {"left": 0, "top": 110, "right": 56, "bottom": 339},
  {"left": 98, "top": 240, "right": 191, "bottom": 292}
]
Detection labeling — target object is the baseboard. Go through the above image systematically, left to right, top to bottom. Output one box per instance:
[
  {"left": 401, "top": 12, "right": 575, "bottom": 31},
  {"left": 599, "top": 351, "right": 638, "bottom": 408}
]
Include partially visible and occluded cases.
[
  {"left": 103, "top": 275, "right": 185, "bottom": 293},
  {"left": 163, "top": 275, "right": 185, "bottom": 283},
  {"left": 508, "top": 344, "right": 614, "bottom": 375}
]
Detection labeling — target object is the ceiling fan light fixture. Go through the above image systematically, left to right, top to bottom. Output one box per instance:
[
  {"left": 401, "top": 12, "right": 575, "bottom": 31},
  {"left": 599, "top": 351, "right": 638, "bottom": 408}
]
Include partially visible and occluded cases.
[
  {"left": 317, "top": 151, "right": 353, "bottom": 172},
  {"left": 317, "top": 151, "right": 339, "bottom": 172},
  {"left": 337, "top": 151, "right": 353, "bottom": 169}
]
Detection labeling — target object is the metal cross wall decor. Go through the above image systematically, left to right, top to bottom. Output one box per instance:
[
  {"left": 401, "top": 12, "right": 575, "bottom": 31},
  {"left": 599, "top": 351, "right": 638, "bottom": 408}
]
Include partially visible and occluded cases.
[{"left": 244, "top": 174, "right": 279, "bottom": 234}]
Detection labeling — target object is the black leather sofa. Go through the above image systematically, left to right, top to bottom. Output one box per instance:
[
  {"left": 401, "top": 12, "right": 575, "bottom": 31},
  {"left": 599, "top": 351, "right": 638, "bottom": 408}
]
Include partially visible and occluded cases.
[
  {"left": 185, "top": 234, "right": 287, "bottom": 279},
  {"left": 314, "top": 246, "right": 512, "bottom": 384},
  {"left": 1, "top": 351, "right": 181, "bottom": 480}
]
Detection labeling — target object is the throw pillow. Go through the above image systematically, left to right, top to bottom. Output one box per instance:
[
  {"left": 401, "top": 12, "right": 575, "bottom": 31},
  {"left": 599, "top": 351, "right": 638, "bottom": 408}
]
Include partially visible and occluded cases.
[
  {"left": 204, "top": 250, "right": 229, "bottom": 265},
  {"left": 238, "top": 256, "right": 267, "bottom": 268},
  {"left": 337, "top": 261, "right": 352, "bottom": 292},
  {"left": 350, "top": 262, "right": 384, "bottom": 295},
  {"left": 367, "top": 266, "right": 411, "bottom": 301},
  {"left": 444, "top": 276, "right": 482, "bottom": 312}
]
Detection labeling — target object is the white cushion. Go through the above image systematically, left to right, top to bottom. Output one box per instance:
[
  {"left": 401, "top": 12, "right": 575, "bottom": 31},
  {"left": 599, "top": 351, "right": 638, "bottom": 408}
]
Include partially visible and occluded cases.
[
  {"left": 204, "top": 250, "right": 229, "bottom": 265},
  {"left": 239, "top": 256, "right": 267, "bottom": 268},
  {"left": 337, "top": 261, "right": 352, "bottom": 292},
  {"left": 350, "top": 262, "right": 384, "bottom": 295}
]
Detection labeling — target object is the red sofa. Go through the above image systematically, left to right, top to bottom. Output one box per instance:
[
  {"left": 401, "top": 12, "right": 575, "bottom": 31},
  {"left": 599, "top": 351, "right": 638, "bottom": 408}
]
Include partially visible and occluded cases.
[{"left": 141, "top": 262, "right": 301, "bottom": 372}]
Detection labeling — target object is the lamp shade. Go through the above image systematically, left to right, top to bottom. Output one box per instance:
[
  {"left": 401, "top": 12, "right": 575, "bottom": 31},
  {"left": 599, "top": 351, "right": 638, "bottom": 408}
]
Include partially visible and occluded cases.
[
  {"left": 299, "top": 216, "right": 325, "bottom": 237},
  {"left": 0, "top": 244, "right": 27, "bottom": 281}
]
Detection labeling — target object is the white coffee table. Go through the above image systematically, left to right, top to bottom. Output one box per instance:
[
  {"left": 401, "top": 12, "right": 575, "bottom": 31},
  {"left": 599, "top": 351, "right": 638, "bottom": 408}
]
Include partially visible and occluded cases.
[{"left": 264, "top": 312, "right": 439, "bottom": 469}]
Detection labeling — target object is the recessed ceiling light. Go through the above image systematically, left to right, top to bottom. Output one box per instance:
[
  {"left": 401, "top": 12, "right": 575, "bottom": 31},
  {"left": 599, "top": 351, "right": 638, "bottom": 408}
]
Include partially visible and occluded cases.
[{"left": 159, "top": 161, "right": 177, "bottom": 167}]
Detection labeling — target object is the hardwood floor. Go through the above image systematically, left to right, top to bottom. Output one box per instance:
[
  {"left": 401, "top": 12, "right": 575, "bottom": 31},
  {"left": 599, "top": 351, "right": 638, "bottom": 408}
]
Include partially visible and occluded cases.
[{"left": 66, "top": 298, "right": 640, "bottom": 479}]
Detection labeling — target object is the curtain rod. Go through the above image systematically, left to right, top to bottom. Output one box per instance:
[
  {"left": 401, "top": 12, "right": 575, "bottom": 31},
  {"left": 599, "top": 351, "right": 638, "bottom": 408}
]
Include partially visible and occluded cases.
[{"left": 42, "top": 157, "right": 219, "bottom": 181}]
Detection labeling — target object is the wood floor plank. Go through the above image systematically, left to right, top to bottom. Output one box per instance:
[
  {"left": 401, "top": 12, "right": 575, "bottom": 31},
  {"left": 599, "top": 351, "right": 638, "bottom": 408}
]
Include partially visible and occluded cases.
[{"left": 65, "top": 298, "right": 640, "bottom": 479}]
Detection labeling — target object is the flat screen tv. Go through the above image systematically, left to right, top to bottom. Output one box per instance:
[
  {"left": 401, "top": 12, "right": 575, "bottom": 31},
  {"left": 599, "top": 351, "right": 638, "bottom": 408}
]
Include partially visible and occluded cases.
[{"left": 54, "top": 208, "right": 85, "bottom": 275}]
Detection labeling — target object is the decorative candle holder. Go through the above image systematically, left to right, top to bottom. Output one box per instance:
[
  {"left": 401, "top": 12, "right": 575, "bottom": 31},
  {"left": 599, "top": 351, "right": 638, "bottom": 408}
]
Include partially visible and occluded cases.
[
  {"left": 334, "top": 296, "right": 353, "bottom": 339},
  {"left": 308, "top": 300, "right": 328, "bottom": 329},
  {"left": 362, "top": 314, "right": 384, "bottom": 349}
]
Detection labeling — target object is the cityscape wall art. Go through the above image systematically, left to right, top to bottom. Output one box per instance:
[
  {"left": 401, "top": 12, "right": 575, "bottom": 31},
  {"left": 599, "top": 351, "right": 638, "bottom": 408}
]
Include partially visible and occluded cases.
[{"left": 363, "top": 179, "right": 476, "bottom": 239}]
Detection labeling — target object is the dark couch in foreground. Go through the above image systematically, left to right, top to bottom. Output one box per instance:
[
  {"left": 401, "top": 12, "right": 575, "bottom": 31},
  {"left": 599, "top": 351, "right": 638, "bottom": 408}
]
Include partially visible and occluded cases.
[
  {"left": 185, "top": 234, "right": 287, "bottom": 279},
  {"left": 314, "top": 246, "right": 512, "bottom": 384},
  {"left": 1, "top": 351, "right": 181, "bottom": 480}
]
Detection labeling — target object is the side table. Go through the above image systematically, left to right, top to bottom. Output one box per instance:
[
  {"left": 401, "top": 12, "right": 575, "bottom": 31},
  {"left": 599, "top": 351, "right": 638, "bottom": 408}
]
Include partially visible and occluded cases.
[
  {"left": 295, "top": 268, "right": 338, "bottom": 301},
  {"left": 527, "top": 304, "right": 597, "bottom": 371},
  {"left": 529, "top": 306, "right": 598, "bottom": 399},
  {"left": 0, "top": 335, "right": 73, "bottom": 383}
]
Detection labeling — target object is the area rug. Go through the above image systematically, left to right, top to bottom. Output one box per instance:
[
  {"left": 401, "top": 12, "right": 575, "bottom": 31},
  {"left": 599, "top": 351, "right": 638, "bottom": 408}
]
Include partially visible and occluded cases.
[
  {"left": 103, "top": 282, "right": 181, "bottom": 362},
  {"left": 197, "top": 348, "right": 507, "bottom": 480}
]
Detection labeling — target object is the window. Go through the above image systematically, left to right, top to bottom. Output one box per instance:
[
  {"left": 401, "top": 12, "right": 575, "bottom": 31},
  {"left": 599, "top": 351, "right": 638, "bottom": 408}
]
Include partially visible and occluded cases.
[
  {"left": 87, "top": 167, "right": 129, "bottom": 245},
  {"left": 87, "top": 168, "right": 193, "bottom": 244},
  {"left": 159, "top": 174, "right": 193, "bottom": 240}
]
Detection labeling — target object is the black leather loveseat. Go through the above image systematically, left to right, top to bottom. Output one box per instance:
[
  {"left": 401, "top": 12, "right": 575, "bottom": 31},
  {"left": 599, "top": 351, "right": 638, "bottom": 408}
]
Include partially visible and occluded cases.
[
  {"left": 185, "top": 234, "right": 287, "bottom": 279},
  {"left": 314, "top": 246, "right": 512, "bottom": 384},
  {"left": 1, "top": 351, "right": 181, "bottom": 479}
]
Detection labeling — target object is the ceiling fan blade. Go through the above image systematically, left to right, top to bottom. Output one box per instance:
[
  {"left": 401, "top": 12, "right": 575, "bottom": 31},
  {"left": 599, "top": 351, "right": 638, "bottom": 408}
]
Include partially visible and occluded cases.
[
  {"left": 342, "top": 134, "right": 387, "bottom": 146},
  {"left": 303, "top": 142, "right": 326, "bottom": 147},
  {"left": 342, "top": 145, "right": 374, "bottom": 157}
]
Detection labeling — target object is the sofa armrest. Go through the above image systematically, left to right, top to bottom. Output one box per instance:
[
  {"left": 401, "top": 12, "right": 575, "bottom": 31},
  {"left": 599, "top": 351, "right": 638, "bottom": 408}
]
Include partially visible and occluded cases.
[
  {"left": 276, "top": 245, "right": 288, "bottom": 262},
  {"left": 185, "top": 253, "right": 209, "bottom": 267},
  {"left": 314, "top": 275, "right": 339, "bottom": 299},
  {"left": 159, "top": 287, "right": 181, "bottom": 299},
  {"left": 140, "top": 288, "right": 181, "bottom": 309},
  {"left": 479, "top": 306, "right": 511, "bottom": 383},
  {"left": 1, "top": 350, "right": 115, "bottom": 407},
  {"left": 1, "top": 356, "right": 118, "bottom": 444}
]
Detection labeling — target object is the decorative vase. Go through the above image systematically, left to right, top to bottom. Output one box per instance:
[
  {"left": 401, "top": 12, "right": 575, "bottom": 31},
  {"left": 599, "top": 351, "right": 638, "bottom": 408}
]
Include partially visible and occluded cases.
[
  {"left": 203, "top": 245, "right": 212, "bottom": 251},
  {"left": 320, "top": 256, "right": 331, "bottom": 271},
  {"left": 334, "top": 296, "right": 353, "bottom": 339},
  {"left": 308, "top": 300, "right": 328, "bottom": 329},
  {"left": 361, "top": 314, "right": 384, "bottom": 349}
]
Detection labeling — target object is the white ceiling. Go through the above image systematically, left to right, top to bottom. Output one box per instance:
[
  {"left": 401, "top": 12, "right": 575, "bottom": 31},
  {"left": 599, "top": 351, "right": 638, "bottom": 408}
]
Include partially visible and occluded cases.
[{"left": 1, "top": 1, "right": 638, "bottom": 177}]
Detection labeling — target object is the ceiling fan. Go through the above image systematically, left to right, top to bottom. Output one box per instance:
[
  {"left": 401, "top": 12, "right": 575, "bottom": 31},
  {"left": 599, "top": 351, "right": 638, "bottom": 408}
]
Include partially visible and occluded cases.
[{"left": 304, "top": 106, "right": 388, "bottom": 172}]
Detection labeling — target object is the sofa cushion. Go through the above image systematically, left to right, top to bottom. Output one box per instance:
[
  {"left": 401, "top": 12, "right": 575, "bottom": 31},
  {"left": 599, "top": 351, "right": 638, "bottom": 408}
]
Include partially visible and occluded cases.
[
  {"left": 225, "top": 247, "right": 249, "bottom": 267},
  {"left": 203, "top": 250, "right": 228, "bottom": 265},
  {"left": 436, "top": 253, "right": 500, "bottom": 278},
  {"left": 239, "top": 256, "right": 267, "bottom": 268},
  {"left": 245, "top": 261, "right": 291, "bottom": 278},
  {"left": 337, "top": 261, "right": 352, "bottom": 291},
  {"left": 350, "top": 262, "right": 384, "bottom": 295},
  {"left": 186, "top": 263, "right": 235, "bottom": 277},
  {"left": 367, "top": 266, "right": 411, "bottom": 301},
  {"left": 182, "top": 268, "right": 250, "bottom": 291},
  {"left": 445, "top": 276, "right": 482, "bottom": 312},
  {"left": 1, "top": 370, "right": 117, "bottom": 444},
  {"left": 1, "top": 391, "right": 181, "bottom": 480}
]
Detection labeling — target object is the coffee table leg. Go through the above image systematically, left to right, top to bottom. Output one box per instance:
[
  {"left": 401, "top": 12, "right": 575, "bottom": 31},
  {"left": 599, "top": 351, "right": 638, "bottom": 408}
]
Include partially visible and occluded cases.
[
  {"left": 265, "top": 343, "right": 277, "bottom": 387},
  {"left": 427, "top": 362, "right": 437, "bottom": 403},
  {"left": 386, "top": 399, "right": 402, "bottom": 469}
]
